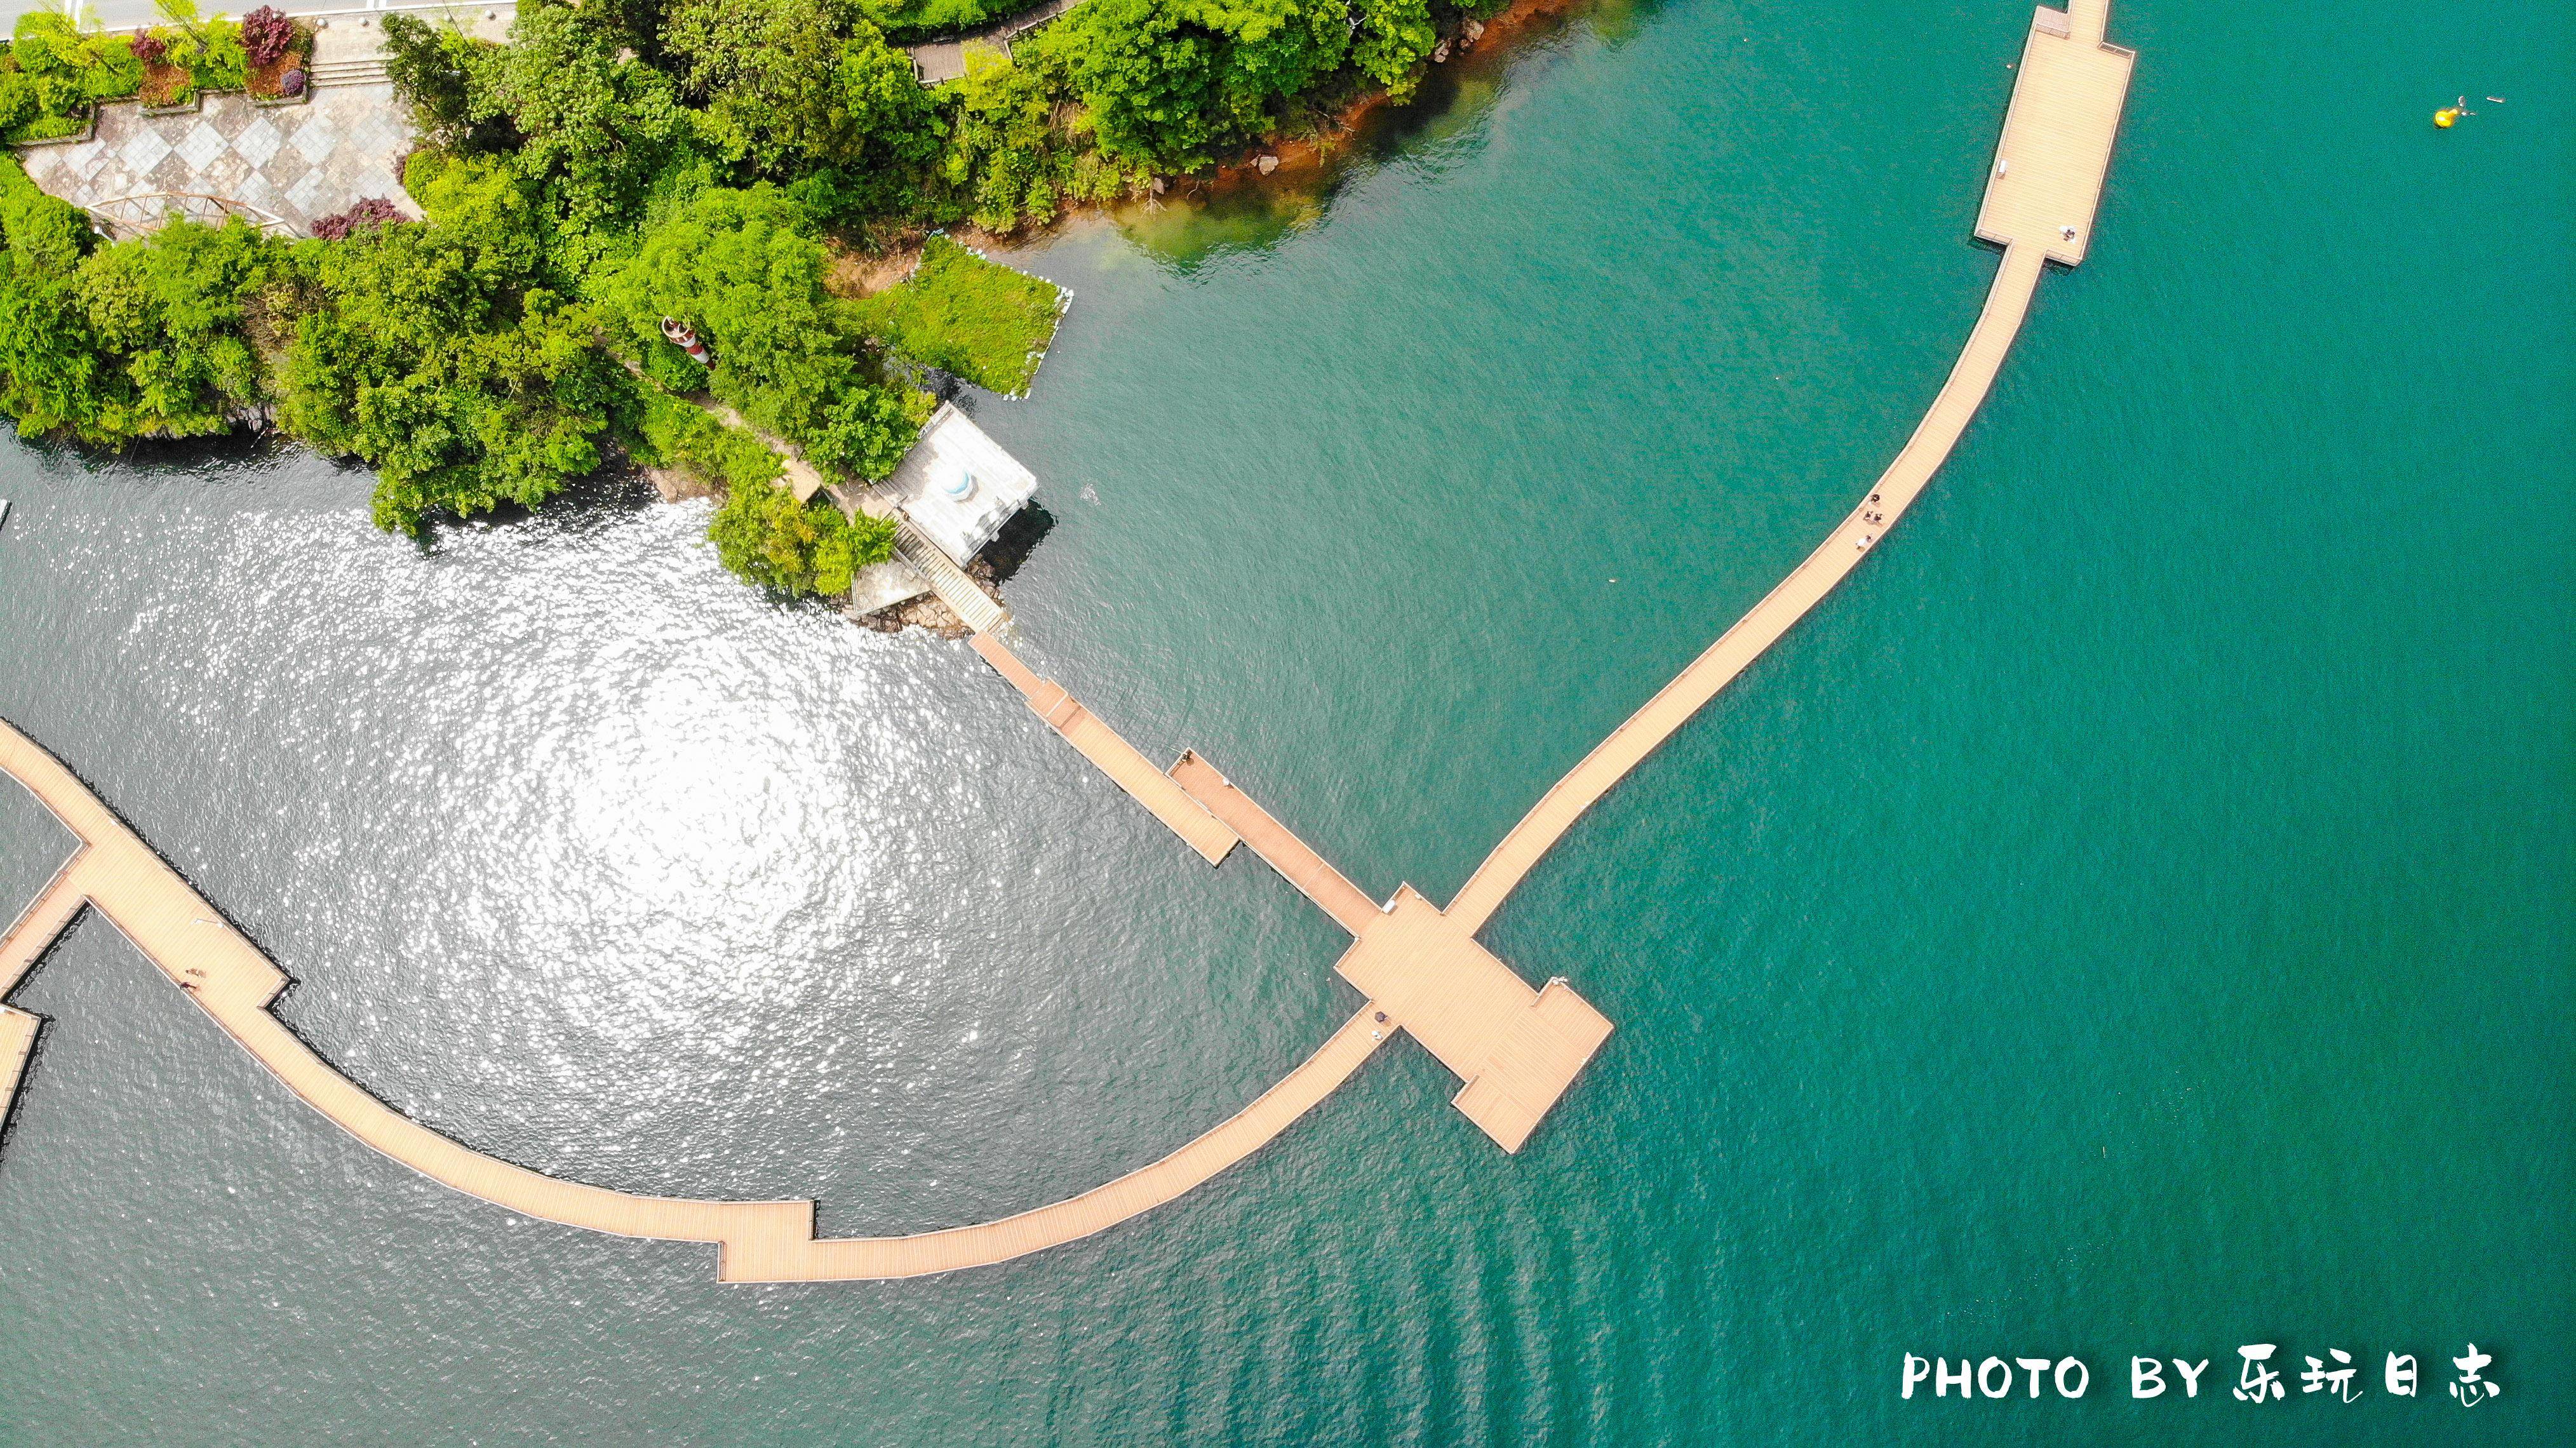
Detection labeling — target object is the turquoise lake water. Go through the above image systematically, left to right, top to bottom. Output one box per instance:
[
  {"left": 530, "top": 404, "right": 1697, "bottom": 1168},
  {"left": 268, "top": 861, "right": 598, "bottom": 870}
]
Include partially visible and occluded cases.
[{"left": 1, "top": 0, "right": 2568, "bottom": 1441}]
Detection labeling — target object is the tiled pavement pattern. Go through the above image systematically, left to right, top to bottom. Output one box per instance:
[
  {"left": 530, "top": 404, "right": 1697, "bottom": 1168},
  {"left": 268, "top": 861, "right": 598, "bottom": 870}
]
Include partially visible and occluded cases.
[
  {"left": 11, "top": 0, "right": 1043, "bottom": 233},
  {"left": 16, "top": 83, "right": 417, "bottom": 237}
]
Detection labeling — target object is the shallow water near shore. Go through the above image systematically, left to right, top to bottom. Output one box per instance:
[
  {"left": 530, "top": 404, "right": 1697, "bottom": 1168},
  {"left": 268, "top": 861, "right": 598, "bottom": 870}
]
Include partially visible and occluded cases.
[{"left": 1, "top": 0, "right": 2569, "bottom": 1442}]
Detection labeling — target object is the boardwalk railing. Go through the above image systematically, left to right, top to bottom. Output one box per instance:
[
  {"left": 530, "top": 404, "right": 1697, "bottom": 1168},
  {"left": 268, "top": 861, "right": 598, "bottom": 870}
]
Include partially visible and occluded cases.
[{"left": 84, "top": 192, "right": 297, "bottom": 241}]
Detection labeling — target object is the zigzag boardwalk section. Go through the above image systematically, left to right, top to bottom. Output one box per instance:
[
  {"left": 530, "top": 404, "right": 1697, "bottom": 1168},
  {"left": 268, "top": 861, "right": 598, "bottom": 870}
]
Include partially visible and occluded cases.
[
  {"left": 0, "top": 2, "right": 2130, "bottom": 1279},
  {"left": 970, "top": 634, "right": 1237, "bottom": 864},
  {"left": 1162, "top": 753, "right": 1614, "bottom": 1150}
]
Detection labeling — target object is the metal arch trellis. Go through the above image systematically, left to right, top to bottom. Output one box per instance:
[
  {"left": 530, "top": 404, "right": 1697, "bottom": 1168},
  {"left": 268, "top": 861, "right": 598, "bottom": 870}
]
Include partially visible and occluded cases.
[{"left": 83, "top": 192, "right": 300, "bottom": 241}]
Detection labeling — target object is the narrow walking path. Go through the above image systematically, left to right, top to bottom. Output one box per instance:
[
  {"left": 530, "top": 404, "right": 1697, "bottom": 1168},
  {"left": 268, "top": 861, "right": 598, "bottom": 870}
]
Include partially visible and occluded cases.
[
  {"left": 0, "top": 0, "right": 2132, "bottom": 1280},
  {"left": 905, "top": 0, "right": 1087, "bottom": 84},
  {"left": 1448, "top": 0, "right": 2131, "bottom": 932},
  {"left": 1449, "top": 244, "right": 2051, "bottom": 930},
  {"left": 882, "top": 502, "right": 1012, "bottom": 633},
  {"left": 973, "top": 636, "right": 1235, "bottom": 864},
  {"left": 0, "top": 716, "right": 1390, "bottom": 1280},
  {"left": 1168, "top": 751, "right": 1378, "bottom": 932}
]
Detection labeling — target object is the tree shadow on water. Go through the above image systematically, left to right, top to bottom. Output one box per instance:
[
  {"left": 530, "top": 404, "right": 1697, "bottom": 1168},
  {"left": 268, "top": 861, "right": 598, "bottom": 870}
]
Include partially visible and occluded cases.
[
  {"left": 1106, "top": 0, "right": 1664, "bottom": 272},
  {"left": 410, "top": 467, "right": 667, "bottom": 555}
]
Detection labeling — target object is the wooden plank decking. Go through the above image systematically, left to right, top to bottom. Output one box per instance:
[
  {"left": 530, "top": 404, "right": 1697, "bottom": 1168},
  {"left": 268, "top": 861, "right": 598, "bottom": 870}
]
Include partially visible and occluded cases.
[
  {"left": 0, "top": 0, "right": 2131, "bottom": 1278},
  {"left": 1979, "top": 0, "right": 2136, "bottom": 266},
  {"left": 1447, "top": 3, "right": 2131, "bottom": 934},
  {"left": 970, "top": 635, "right": 1237, "bottom": 864},
  {"left": 0, "top": 716, "right": 1380, "bottom": 1281},
  {"left": 1167, "top": 751, "right": 1379, "bottom": 932},
  {"left": 1167, "top": 754, "right": 1614, "bottom": 1151}
]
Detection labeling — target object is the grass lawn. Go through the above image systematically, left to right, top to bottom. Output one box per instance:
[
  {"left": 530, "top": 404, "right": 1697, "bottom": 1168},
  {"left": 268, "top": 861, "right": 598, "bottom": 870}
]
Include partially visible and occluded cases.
[{"left": 848, "top": 237, "right": 1065, "bottom": 397}]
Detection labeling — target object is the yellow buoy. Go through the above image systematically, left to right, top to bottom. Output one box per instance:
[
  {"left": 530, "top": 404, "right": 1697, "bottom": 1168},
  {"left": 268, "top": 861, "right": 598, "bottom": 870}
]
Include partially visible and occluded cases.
[{"left": 2435, "top": 107, "right": 2459, "bottom": 128}]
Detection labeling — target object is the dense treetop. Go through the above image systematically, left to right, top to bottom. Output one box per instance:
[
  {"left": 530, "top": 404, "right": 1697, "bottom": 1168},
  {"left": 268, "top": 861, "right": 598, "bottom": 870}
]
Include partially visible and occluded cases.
[{"left": 0, "top": 0, "right": 1505, "bottom": 593}]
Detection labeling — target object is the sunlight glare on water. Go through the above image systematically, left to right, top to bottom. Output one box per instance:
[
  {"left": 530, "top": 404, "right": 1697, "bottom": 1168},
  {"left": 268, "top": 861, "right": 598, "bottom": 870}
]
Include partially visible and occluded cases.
[{"left": 0, "top": 0, "right": 2569, "bottom": 1442}]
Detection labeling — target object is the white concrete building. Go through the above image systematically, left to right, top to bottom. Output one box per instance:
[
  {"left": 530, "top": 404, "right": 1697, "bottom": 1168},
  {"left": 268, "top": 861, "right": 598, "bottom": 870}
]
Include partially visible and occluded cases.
[{"left": 878, "top": 402, "right": 1038, "bottom": 564}]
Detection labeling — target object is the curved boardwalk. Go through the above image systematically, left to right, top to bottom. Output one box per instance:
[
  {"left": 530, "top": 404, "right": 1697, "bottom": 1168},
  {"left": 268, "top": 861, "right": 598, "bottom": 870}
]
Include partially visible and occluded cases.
[
  {"left": 1451, "top": 0, "right": 2132, "bottom": 932},
  {"left": 0, "top": 1, "right": 2130, "bottom": 1280},
  {"left": 1449, "top": 246, "right": 2048, "bottom": 930},
  {"left": 0, "top": 715, "right": 1388, "bottom": 1280}
]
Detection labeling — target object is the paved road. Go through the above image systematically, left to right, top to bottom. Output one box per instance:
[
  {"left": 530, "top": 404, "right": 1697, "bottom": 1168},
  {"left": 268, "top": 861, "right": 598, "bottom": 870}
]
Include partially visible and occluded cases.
[
  {"left": 4, "top": 0, "right": 503, "bottom": 34},
  {"left": 6, "top": 0, "right": 1039, "bottom": 87}
]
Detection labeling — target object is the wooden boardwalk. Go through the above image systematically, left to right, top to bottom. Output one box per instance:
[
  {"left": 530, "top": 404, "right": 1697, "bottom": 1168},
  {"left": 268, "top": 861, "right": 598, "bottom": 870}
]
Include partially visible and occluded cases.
[
  {"left": 0, "top": 1, "right": 2130, "bottom": 1279},
  {"left": 1450, "top": 3, "right": 2131, "bottom": 932},
  {"left": 970, "top": 635, "right": 1236, "bottom": 864},
  {"left": 962, "top": 638, "right": 1614, "bottom": 1149},
  {"left": 0, "top": 716, "right": 1392, "bottom": 1280},
  {"left": 1165, "top": 751, "right": 1613, "bottom": 1150}
]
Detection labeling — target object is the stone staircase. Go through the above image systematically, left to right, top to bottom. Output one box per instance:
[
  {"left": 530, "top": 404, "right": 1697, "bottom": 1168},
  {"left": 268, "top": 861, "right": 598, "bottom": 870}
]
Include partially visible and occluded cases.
[
  {"left": 304, "top": 54, "right": 391, "bottom": 89},
  {"left": 861, "top": 483, "right": 1010, "bottom": 633},
  {"left": 890, "top": 521, "right": 1010, "bottom": 634}
]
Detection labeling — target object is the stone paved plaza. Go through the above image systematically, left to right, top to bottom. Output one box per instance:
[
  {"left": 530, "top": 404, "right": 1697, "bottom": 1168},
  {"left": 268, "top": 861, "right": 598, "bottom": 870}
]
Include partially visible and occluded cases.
[{"left": 15, "top": 83, "right": 417, "bottom": 237}]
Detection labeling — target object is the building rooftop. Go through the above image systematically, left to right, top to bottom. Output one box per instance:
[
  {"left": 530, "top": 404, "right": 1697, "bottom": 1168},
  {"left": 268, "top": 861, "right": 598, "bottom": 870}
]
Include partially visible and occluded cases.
[{"left": 880, "top": 403, "right": 1038, "bottom": 564}]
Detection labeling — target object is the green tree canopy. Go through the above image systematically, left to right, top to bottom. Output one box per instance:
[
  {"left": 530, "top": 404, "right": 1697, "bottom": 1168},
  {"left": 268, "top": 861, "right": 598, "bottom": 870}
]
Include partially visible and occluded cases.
[
  {"left": 473, "top": 0, "right": 700, "bottom": 263},
  {"left": 658, "top": 0, "right": 939, "bottom": 198},
  {"left": 1030, "top": 0, "right": 1352, "bottom": 170},
  {"left": 378, "top": 12, "right": 521, "bottom": 155},
  {"left": 936, "top": 45, "right": 1085, "bottom": 233},
  {"left": 0, "top": 156, "right": 113, "bottom": 439},
  {"left": 278, "top": 157, "right": 631, "bottom": 533},
  {"left": 596, "top": 182, "right": 855, "bottom": 438},
  {"left": 72, "top": 217, "right": 285, "bottom": 439},
  {"left": 805, "top": 380, "right": 930, "bottom": 479},
  {"left": 707, "top": 472, "right": 895, "bottom": 596}
]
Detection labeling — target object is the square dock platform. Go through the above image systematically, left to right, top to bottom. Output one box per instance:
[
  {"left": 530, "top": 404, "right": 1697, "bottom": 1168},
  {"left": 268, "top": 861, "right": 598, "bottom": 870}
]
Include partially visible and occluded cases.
[{"left": 1334, "top": 887, "right": 1614, "bottom": 1152}]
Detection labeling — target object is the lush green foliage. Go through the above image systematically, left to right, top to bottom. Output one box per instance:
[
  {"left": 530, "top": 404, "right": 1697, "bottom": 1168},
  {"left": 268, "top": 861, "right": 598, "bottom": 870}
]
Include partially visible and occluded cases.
[
  {"left": 3, "top": 0, "right": 1507, "bottom": 591},
  {"left": 372, "top": 0, "right": 1477, "bottom": 237},
  {"left": 474, "top": 0, "right": 702, "bottom": 265},
  {"left": 662, "top": 0, "right": 938, "bottom": 185},
  {"left": 857, "top": 0, "right": 1005, "bottom": 40},
  {"left": 1029, "top": 0, "right": 1350, "bottom": 171},
  {"left": 140, "top": 3, "right": 250, "bottom": 102},
  {"left": 1, "top": 12, "right": 142, "bottom": 142},
  {"left": 377, "top": 13, "right": 520, "bottom": 154},
  {"left": 934, "top": 42, "right": 1137, "bottom": 233},
  {"left": 0, "top": 151, "right": 87, "bottom": 273},
  {"left": 1, "top": 154, "right": 281, "bottom": 443},
  {"left": 0, "top": 155, "right": 111, "bottom": 438},
  {"left": 277, "top": 156, "right": 631, "bottom": 533},
  {"left": 597, "top": 181, "right": 928, "bottom": 476},
  {"left": 599, "top": 183, "right": 852, "bottom": 434},
  {"left": 72, "top": 215, "right": 285, "bottom": 438},
  {"left": 848, "top": 234, "right": 1060, "bottom": 394},
  {"left": 633, "top": 349, "right": 905, "bottom": 596},
  {"left": 636, "top": 349, "right": 913, "bottom": 601},
  {"left": 805, "top": 378, "right": 932, "bottom": 478},
  {"left": 635, "top": 383, "right": 782, "bottom": 490},
  {"left": 704, "top": 454, "right": 897, "bottom": 595}
]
